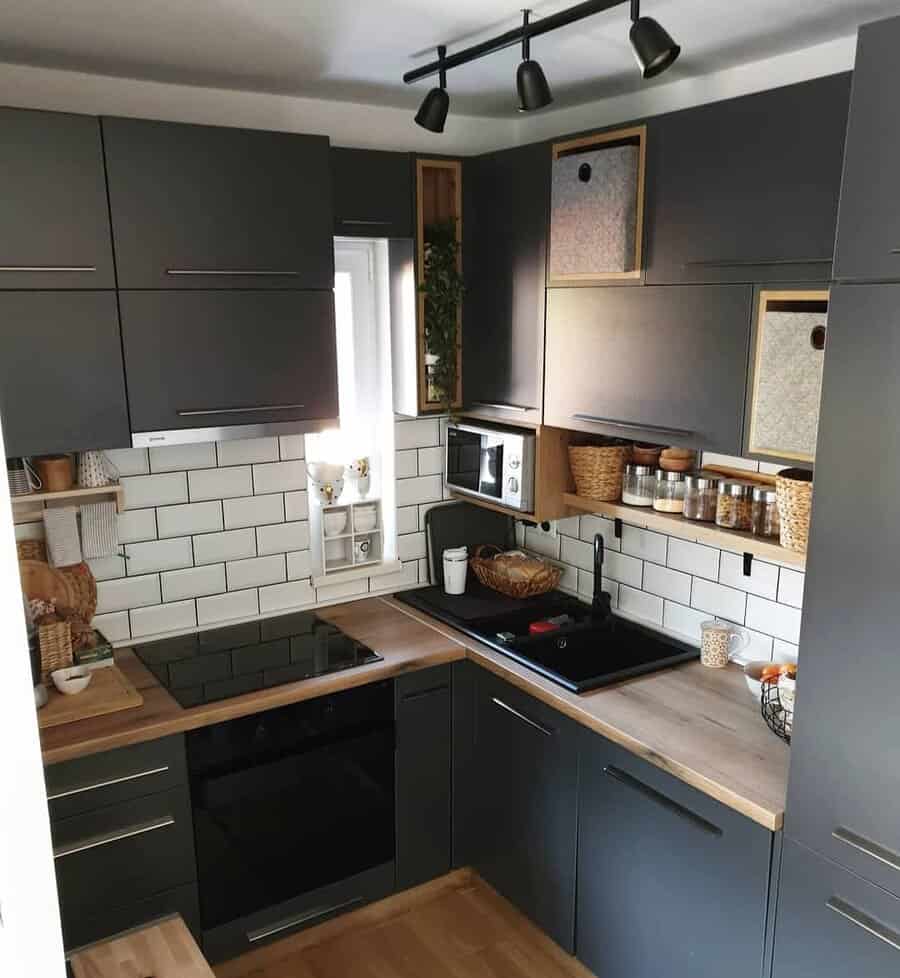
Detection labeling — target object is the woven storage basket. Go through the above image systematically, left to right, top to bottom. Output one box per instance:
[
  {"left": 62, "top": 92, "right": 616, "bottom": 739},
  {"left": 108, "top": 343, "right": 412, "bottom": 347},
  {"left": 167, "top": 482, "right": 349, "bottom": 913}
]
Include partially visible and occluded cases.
[
  {"left": 568, "top": 443, "right": 632, "bottom": 501},
  {"left": 775, "top": 469, "right": 813, "bottom": 553},
  {"left": 16, "top": 539, "right": 48, "bottom": 563},
  {"left": 469, "top": 545, "right": 562, "bottom": 599},
  {"left": 39, "top": 621, "right": 74, "bottom": 683}
]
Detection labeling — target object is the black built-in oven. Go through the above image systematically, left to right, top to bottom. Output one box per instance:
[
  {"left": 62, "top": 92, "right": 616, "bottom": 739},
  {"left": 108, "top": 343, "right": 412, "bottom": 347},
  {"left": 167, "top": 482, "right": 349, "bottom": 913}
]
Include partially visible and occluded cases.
[{"left": 186, "top": 681, "right": 395, "bottom": 961}]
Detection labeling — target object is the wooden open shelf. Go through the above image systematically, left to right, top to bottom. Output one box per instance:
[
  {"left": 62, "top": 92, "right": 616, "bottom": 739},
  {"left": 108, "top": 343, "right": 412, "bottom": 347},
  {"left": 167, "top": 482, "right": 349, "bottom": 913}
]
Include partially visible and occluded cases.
[
  {"left": 11, "top": 484, "right": 124, "bottom": 523},
  {"left": 563, "top": 494, "right": 806, "bottom": 569}
]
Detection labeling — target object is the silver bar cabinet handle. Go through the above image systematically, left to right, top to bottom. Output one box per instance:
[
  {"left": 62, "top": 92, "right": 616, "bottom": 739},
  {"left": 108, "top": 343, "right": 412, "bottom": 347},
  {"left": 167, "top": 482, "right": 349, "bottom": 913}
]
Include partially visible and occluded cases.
[
  {"left": 339, "top": 219, "right": 392, "bottom": 225},
  {"left": 684, "top": 257, "right": 831, "bottom": 268},
  {"left": 0, "top": 265, "right": 96, "bottom": 272},
  {"left": 166, "top": 269, "right": 300, "bottom": 276},
  {"left": 472, "top": 401, "right": 534, "bottom": 413},
  {"left": 176, "top": 404, "right": 305, "bottom": 417},
  {"left": 572, "top": 414, "right": 694, "bottom": 439},
  {"left": 491, "top": 697, "right": 553, "bottom": 737},
  {"left": 47, "top": 765, "right": 170, "bottom": 802},
  {"left": 53, "top": 815, "right": 175, "bottom": 860},
  {"left": 833, "top": 827, "right": 900, "bottom": 875},
  {"left": 247, "top": 897, "right": 364, "bottom": 943},
  {"left": 826, "top": 897, "right": 900, "bottom": 953}
]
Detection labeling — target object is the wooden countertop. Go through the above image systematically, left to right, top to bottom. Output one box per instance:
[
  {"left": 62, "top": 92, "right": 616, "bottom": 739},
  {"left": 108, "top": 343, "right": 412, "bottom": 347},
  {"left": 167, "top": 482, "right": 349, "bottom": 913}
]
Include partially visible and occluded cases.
[{"left": 40, "top": 596, "right": 789, "bottom": 831}]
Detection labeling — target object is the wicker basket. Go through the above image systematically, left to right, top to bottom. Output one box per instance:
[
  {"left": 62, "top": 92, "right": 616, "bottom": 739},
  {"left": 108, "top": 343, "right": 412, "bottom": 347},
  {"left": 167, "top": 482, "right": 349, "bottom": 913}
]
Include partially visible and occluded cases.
[
  {"left": 568, "top": 443, "right": 632, "bottom": 502},
  {"left": 775, "top": 468, "right": 813, "bottom": 553},
  {"left": 16, "top": 539, "right": 47, "bottom": 563},
  {"left": 469, "top": 545, "right": 562, "bottom": 599},
  {"left": 38, "top": 621, "right": 74, "bottom": 683}
]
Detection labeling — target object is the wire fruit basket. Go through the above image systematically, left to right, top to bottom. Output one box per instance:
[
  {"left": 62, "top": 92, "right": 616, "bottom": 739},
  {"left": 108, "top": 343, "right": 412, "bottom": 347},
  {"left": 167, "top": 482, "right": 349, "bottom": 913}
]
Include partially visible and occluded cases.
[{"left": 761, "top": 679, "right": 794, "bottom": 743}]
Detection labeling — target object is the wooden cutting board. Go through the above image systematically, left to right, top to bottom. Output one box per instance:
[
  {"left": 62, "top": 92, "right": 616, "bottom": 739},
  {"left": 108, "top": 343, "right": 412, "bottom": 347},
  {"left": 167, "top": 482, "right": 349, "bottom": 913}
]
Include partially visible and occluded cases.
[{"left": 38, "top": 665, "right": 143, "bottom": 729}]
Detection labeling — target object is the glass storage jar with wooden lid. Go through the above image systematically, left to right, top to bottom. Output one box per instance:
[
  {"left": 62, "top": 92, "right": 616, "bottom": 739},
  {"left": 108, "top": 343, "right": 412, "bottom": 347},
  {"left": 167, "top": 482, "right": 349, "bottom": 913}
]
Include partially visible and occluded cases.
[
  {"left": 653, "top": 470, "right": 686, "bottom": 513},
  {"left": 683, "top": 473, "right": 720, "bottom": 522},
  {"left": 716, "top": 480, "right": 754, "bottom": 531},
  {"left": 751, "top": 486, "right": 780, "bottom": 538}
]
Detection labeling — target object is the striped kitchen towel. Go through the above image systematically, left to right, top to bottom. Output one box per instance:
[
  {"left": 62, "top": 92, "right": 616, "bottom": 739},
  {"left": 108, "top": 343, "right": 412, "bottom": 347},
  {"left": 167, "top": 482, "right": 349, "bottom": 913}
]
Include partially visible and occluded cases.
[
  {"left": 80, "top": 501, "right": 119, "bottom": 559},
  {"left": 43, "top": 506, "right": 83, "bottom": 567}
]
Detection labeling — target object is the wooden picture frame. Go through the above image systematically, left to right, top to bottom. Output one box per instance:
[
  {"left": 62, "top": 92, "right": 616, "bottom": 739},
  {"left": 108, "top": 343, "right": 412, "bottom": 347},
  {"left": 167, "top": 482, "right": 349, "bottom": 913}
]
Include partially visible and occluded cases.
[
  {"left": 548, "top": 125, "right": 647, "bottom": 285},
  {"left": 416, "top": 157, "right": 463, "bottom": 414},
  {"left": 746, "top": 289, "right": 829, "bottom": 464}
]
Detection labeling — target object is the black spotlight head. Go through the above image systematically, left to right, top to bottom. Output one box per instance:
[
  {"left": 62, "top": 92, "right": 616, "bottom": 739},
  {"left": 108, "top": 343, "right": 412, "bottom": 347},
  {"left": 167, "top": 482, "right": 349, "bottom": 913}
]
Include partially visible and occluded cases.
[
  {"left": 630, "top": 16, "right": 681, "bottom": 79},
  {"left": 517, "top": 59, "right": 553, "bottom": 111},
  {"left": 415, "top": 86, "right": 450, "bottom": 132}
]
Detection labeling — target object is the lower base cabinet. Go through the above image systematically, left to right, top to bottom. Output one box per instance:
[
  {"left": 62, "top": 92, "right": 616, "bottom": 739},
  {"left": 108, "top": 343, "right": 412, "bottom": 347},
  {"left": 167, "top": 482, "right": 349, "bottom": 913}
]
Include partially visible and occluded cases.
[
  {"left": 472, "top": 669, "right": 579, "bottom": 953},
  {"left": 577, "top": 729, "right": 773, "bottom": 978},
  {"left": 773, "top": 840, "right": 900, "bottom": 978}
]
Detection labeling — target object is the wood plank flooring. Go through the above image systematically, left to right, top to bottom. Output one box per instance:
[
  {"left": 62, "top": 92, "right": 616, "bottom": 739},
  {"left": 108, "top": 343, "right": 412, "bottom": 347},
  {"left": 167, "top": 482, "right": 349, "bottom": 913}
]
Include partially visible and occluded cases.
[{"left": 213, "top": 870, "right": 595, "bottom": 978}]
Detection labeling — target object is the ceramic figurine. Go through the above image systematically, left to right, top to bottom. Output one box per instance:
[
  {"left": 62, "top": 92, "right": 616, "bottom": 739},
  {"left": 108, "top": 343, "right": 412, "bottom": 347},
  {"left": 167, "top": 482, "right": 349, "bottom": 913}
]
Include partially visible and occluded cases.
[
  {"left": 346, "top": 457, "right": 371, "bottom": 497},
  {"left": 311, "top": 479, "right": 344, "bottom": 506}
]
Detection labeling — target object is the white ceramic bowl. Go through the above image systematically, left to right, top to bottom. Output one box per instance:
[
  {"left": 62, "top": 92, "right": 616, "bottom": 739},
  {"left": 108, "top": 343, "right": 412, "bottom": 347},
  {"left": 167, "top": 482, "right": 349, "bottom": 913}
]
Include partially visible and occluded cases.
[
  {"left": 308, "top": 461, "right": 345, "bottom": 483},
  {"left": 353, "top": 507, "right": 377, "bottom": 533},
  {"left": 323, "top": 511, "right": 348, "bottom": 537},
  {"left": 324, "top": 538, "right": 348, "bottom": 562},
  {"left": 744, "top": 660, "right": 794, "bottom": 700},
  {"left": 51, "top": 666, "right": 92, "bottom": 696}
]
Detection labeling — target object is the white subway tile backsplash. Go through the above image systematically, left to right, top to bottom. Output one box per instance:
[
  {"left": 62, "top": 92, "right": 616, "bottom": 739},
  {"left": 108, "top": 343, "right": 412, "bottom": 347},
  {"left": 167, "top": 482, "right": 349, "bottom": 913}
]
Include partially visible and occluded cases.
[
  {"left": 395, "top": 418, "right": 440, "bottom": 450},
  {"left": 278, "top": 435, "right": 306, "bottom": 460},
  {"left": 217, "top": 437, "right": 279, "bottom": 467},
  {"left": 149, "top": 442, "right": 216, "bottom": 473},
  {"left": 417, "top": 446, "right": 443, "bottom": 476},
  {"left": 104, "top": 447, "right": 149, "bottom": 477},
  {"left": 395, "top": 450, "right": 418, "bottom": 479},
  {"left": 252, "top": 460, "right": 307, "bottom": 494},
  {"left": 189, "top": 466, "right": 253, "bottom": 502},
  {"left": 122, "top": 472, "right": 188, "bottom": 510},
  {"left": 396, "top": 475, "right": 443, "bottom": 507},
  {"left": 284, "top": 491, "right": 309, "bottom": 522},
  {"left": 223, "top": 493, "right": 284, "bottom": 530},
  {"left": 156, "top": 501, "right": 223, "bottom": 539},
  {"left": 397, "top": 506, "right": 419, "bottom": 534},
  {"left": 117, "top": 509, "right": 158, "bottom": 544},
  {"left": 579, "top": 515, "right": 621, "bottom": 552},
  {"left": 557, "top": 516, "right": 581, "bottom": 538},
  {"left": 256, "top": 521, "right": 310, "bottom": 556},
  {"left": 621, "top": 525, "right": 667, "bottom": 564},
  {"left": 525, "top": 526, "right": 561, "bottom": 560},
  {"left": 193, "top": 528, "right": 257, "bottom": 566},
  {"left": 398, "top": 532, "right": 427, "bottom": 561},
  {"left": 560, "top": 535, "right": 592, "bottom": 571},
  {"left": 124, "top": 537, "right": 193, "bottom": 576},
  {"left": 667, "top": 538, "right": 720, "bottom": 580},
  {"left": 286, "top": 550, "right": 312, "bottom": 581},
  {"left": 604, "top": 551, "right": 643, "bottom": 589},
  {"left": 719, "top": 552, "right": 779, "bottom": 599},
  {"left": 227, "top": 554, "right": 286, "bottom": 590},
  {"left": 87, "top": 555, "right": 127, "bottom": 582},
  {"left": 418, "top": 558, "right": 430, "bottom": 584},
  {"left": 558, "top": 561, "right": 578, "bottom": 593},
  {"left": 370, "top": 562, "right": 419, "bottom": 592},
  {"left": 642, "top": 562, "right": 691, "bottom": 605},
  {"left": 161, "top": 564, "right": 225, "bottom": 603},
  {"left": 777, "top": 568, "right": 805, "bottom": 608},
  {"left": 579, "top": 573, "right": 620, "bottom": 607},
  {"left": 96, "top": 575, "right": 161, "bottom": 615},
  {"left": 316, "top": 578, "right": 369, "bottom": 603},
  {"left": 691, "top": 578, "right": 747, "bottom": 623},
  {"left": 259, "top": 580, "right": 314, "bottom": 614},
  {"left": 619, "top": 586, "right": 664, "bottom": 626},
  {"left": 197, "top": 589, "right": 259, "bottom": 625},
  {"left": 746, "top": 595, "right": 802, "bottom": 644},
  {"left": 130, "top": 600, "right": 197, "bottom": 638},
  {"left": 662, "top": 601, "right": 707, "bottom": 642},
  {"left": 91, "top": 610, "right": 131, "bottom": 643},
  {"left": 734, "top": 627, "right": 774, "bottom": 665},
  {"left": 773, "top": 639, "right": 800, "bottom": 663}
]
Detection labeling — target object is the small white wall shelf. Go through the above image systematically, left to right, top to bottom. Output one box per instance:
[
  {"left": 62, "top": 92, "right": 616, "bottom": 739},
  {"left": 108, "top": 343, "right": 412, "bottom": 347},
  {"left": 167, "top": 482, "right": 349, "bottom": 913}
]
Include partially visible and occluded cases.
[{"left": 311, "top": 497, "right": 386, "bottom": 583}]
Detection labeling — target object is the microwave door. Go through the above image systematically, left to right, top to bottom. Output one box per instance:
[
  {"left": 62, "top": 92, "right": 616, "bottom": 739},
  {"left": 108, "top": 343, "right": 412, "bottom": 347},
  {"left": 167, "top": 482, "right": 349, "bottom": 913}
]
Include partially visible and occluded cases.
[
  {"left": 447, "top": 428, "right": 482, "bottom": 493},
  {"left": 479, "top": 436, "right": 504, "bottom": 501}
]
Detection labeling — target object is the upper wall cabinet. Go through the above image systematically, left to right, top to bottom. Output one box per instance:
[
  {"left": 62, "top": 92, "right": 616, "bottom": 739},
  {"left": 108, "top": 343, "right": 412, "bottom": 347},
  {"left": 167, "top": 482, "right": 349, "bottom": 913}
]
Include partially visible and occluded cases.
[
  {"left": 834, "top": 18, "right": 900, "bottom": 281},
  {"left": 645, "top": 74, "right": 851, "bottom": 285},
  {"left": 0, "top": 108, "right": 115, "bottom": 289},
  {"left": 102, "top": 118, "right": 333, "bottom": 290},
  {"left": 463, "top": 142, "right": 549, "bottom": 426},
  {"left": 331, "top": 148, "right": 413, "bottom": 238},
  {"left": 544, "top": 284, "right": 752, "bottom": 454}
]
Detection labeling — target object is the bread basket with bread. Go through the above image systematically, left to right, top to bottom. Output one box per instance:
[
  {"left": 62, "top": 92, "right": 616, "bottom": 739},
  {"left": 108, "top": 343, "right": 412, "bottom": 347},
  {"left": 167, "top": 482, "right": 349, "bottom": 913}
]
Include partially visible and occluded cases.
[{"left": 469, "top": 545, "right": 562, "bottom": 599}]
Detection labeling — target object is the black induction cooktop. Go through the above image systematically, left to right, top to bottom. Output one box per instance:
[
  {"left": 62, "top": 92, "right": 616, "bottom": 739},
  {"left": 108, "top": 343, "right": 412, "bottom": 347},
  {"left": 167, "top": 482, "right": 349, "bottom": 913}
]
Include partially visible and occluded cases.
[
  {"left": 397, "top": 585, "right": 698, "bottom": 693},
  {"left": 134, "top": 611, "right": 382, "bottom": 708}
]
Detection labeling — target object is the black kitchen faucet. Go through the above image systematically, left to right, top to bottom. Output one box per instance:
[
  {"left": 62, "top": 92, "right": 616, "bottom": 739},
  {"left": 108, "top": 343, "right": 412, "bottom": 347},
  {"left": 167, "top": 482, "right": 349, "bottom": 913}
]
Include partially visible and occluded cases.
[{"left": 592, "top": 533, "right": 613, "bottom": 622}]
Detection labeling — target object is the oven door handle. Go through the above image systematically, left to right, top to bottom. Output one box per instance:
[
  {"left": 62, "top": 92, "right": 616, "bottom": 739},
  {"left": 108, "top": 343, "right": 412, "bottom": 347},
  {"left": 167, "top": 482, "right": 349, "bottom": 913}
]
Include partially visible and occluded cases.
[{"left": 246, "top": 897, "right": 365, "bottom": 943}]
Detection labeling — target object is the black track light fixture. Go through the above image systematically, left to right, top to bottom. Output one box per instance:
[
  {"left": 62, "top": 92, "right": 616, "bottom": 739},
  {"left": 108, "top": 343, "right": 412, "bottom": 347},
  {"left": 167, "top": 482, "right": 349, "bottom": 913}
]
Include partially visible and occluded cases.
[
  {"left": 629, "top": 0, "right": 681, "bottom": 79},
  {"left": 517, "top": 10, "right": 553, "bottom": 112},
  {"left": 415, "top": 45, "right": 450, "bottom": 133}
]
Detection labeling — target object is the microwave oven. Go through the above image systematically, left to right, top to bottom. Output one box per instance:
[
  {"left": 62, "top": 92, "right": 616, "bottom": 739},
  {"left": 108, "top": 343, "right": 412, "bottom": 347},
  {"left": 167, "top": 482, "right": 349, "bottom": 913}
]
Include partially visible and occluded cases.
[{"left": 445, "top": 421, "right": 536, "bottom": 513}]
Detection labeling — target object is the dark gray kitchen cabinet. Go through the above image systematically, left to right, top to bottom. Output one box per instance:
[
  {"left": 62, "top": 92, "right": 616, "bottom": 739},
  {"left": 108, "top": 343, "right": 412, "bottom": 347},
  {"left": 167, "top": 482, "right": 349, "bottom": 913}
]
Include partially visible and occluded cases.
[
  {"left": 834, "top": 18, "right": 900, "bottom": 281},
  {"left": 645, "top": 74, "right": 850, "bottom": 285},
  {"left": 0, "top": 108, "right": 115, "bottom": 290},
  {"left": 102, "top": 117, "right": 333, "bottom": 289},
  {"left": 462, "top": 142, "right": 549, "bottom": 426},
  {"left": 332, "top": 147, "right": 412, "bottom": 238},
  {"left": 544, "top": 284, "right": 752, "bottom": 453},
  {"left": 784, "top": 284, "right": 900, "bottom": 899},
  {"left": 119, "top": 290, "right": 338, "bottom": 436},
  {"left": 0, "top": 291, "right": 129, "bottom": 457},
  {"left": 451, "top": 660, "right": 478, "bottom": 869},
  {"left": 395, "top": 666, "right": 452, "bottom": 891},
  {"left": 472, "top": 668, "right": 578, "bottom": 952},
  {"left": 577, "top": 730, "right": 773, "bottom": 978},
  {"left": 773, "top": 840, "right": 900, "bottom": 978}
]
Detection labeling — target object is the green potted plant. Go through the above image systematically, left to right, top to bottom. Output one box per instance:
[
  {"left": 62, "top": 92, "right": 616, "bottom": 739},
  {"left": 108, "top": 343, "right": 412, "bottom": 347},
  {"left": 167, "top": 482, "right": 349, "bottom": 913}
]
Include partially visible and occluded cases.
[{"left": 421, "top": 218, "right": 464, "bottom": 413}]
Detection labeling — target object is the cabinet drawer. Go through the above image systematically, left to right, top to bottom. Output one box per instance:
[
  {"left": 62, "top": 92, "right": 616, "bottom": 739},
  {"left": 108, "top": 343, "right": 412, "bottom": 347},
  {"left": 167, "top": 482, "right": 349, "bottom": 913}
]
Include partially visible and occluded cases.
[
  {"left": 46, "top": 735, "right": 187, "bottom": 821},
  {"left": 53, "top": 786, "right": 196, "bottom": 918},
  {"left": 774, "top": 840, "right": 900, "bottom": 978},
  {"left": 62, "top": 882, "right": 200, "bottom": 954}
]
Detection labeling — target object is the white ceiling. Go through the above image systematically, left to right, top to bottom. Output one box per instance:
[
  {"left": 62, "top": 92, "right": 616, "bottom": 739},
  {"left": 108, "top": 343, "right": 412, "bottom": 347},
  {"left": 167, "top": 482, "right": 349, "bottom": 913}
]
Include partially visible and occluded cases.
[{"left": 0, "top": 0, "right": 894, "bottom": 117}]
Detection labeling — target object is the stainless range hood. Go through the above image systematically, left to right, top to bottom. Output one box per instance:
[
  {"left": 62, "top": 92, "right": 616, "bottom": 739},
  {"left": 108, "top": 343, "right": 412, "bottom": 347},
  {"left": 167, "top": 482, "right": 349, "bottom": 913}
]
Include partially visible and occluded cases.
[{"left": 132, "top": 416, "right": 337, "bottom": 449}]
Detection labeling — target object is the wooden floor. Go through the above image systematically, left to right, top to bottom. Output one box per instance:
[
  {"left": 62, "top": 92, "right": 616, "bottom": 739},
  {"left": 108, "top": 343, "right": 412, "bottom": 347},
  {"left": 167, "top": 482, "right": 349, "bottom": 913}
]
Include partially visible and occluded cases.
[{"left": 214, "top": 870, "right": 595, "bottom": 978}]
